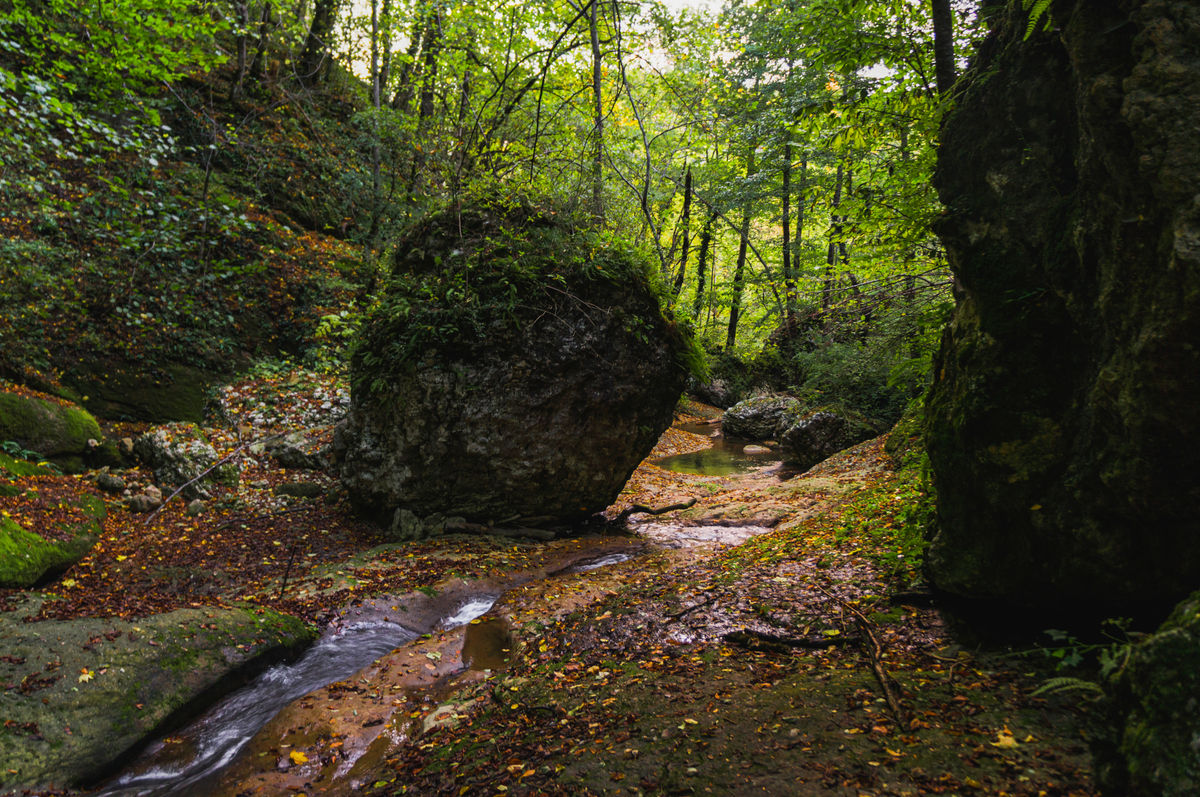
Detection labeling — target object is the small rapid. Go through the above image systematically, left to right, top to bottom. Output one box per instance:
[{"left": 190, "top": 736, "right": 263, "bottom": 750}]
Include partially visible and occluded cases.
[{"left": 100, "top": 597, "right": 499, "bottom": 796}]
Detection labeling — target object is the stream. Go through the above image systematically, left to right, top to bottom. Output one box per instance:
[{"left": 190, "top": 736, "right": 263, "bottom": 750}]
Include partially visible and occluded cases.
[
  {"left": 653, "top": 421, "right": 781, "bottom": 476},
  {"left": 96, "top": 423, "right": 769, "bottom": 795},
  {"left": 99, "top": 596, "right": 500, "bottom": 797}
]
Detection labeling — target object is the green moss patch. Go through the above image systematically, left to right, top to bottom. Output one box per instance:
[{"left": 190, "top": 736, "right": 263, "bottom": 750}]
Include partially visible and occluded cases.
[
  {"left": 353, "top": 193, "right": 701, "bottom": 397},
  {"left": 0, "top": 390, "right": 101, "bottom": 459},
  {"left": 0, "top": 516, "right": 94, "bottom": 588},
  {"left": 0, "top": 601, "right": 316, "bottom": 791}
]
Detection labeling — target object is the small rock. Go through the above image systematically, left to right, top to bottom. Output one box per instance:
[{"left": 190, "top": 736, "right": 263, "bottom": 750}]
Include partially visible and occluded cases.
[
  {"left": 118, "top": 438, "right": 135, "bottom": 458},
  {"left": 742, "top": 444, "right": 771, "bottom": 455},
  {"left": 95, "top": 472, "right": 126, "bottom": 494},
  {"left": 144, "top": 485, "right": 163, "bottom": 503},
  {"left": 127, "top": 494, "right": 158, "bottom": 513},
  {"left": 185, "top": 499, "right": 205, "bottom": 516}
]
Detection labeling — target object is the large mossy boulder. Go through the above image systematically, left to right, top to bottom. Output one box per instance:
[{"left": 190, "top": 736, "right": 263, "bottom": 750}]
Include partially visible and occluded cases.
[
  {"left": 924, "top": 1, "right": 1200, "bottom": 612},
  {"left": 339, "top": 196, "right": 693, "bottom": 532},
  {"left": 0, "top": 389, "right": 101, "bottom": 466},
  {"left": 721, "top": 395, "right": 802, "bottom": 441},
  {"left": 781, "top": 410, "right": 879, "bottom": 472},
  {"left": 1096, "top": 589, "right": 1200, "bottom": 796},
  {"left": 0, "top": 598, "right": 315, "bottom": 791}
]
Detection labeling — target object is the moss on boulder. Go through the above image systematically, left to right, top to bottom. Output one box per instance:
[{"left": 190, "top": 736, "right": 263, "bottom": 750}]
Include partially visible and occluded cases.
[
  {"left": 339, "top": 195, "right": 694, "bottom": 531},
  {"left": 0, "top": 390, "right": 101, "bottom": 463},
  {"left": 721, "top": 395, "right": 802, "bottom": 441},
  {"left": 0, "top": 514, "right": 98, "bottom": 589},
  {"left": 1097, "top": 589, "right": 1200, "bottom": 796},
  {"left": 0, "top": 598, "right": 315, "bottom": 791}
]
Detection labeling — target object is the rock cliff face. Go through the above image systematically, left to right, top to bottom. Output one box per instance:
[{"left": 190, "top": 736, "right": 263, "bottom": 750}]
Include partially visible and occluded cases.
[
  {"left": 925, "top": 1, "right": 1200, "bottom": 611},
  {"left": 339, "top": 198, "right": 691, "bottom": 533}
]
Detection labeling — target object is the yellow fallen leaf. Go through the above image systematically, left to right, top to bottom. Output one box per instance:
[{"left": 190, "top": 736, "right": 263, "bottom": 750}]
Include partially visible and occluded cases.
[
  {"left": 78, "top": 668, "right": 93, "bottom": 683},
  {"left": 990, "top": 728, "right": 1020, "bottom": 749},
  {"left": 289, "top": 750, "right": 309, "bottom": 765}
]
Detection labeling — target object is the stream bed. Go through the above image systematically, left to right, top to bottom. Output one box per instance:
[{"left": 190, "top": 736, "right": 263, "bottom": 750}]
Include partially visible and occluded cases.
[
  {"left": 653, "top": 422, "right": 781, "bottom": 476},
  {"left": 96, "top": 426, "right": 742, "bottom": 795},
  {"left": 99, "top": 597, "right": 499, "bottom": 797}
]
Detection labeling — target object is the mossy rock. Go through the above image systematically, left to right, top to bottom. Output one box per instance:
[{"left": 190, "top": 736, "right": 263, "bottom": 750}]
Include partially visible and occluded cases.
[
  {"left": 341, "top": 194, "right": 694, "bottom": 528},
  {"left": 64, "top": 361, "right": 216, "bottom": 423},
  {"left": 0, "top": 391, "right": 101, "bottom": 459},
  {"left": 721, "top": 395, "right": 803, "bottom": 441},
  {"left": 0, "top": 451, "right": 59, "bottom": 478},
  {"left": 0, "top": 494, "right": 104, "bottom": 588},
  {"left": 1097, "top": 589, "right": 1200, "bottom": 796},
  {"left": 0, "top": 600, "right": 316, "bottom": 791}
]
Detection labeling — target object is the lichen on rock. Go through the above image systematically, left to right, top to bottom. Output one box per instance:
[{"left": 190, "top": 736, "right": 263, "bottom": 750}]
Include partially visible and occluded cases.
[{"left": 338, "top": 194, "right": 695, "bottom": 531}]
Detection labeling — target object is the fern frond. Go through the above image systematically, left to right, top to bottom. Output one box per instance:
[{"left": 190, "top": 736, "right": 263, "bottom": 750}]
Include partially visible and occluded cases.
[
  {"left": 1021, "top": 0, "right": 1054, "bottom": 40},
  {"left": 1031, "top": 676, "right": 1104, "bottom": 698}
]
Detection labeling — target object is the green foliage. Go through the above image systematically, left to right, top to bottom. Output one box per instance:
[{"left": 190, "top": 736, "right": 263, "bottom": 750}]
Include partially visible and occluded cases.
[
  {"left": 1021, "top": 0, "right": 1054, "bottom": 40},
  {"left": 353, "top": 193, "right": 700, "bottom": 395},
  {"left": 831, "top": 466, "right": 934, "bottom": 583}
]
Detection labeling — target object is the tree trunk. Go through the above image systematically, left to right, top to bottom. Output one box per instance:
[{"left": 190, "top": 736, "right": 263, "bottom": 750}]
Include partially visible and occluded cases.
[
  {"left": 298, "top": 0, "right": 339, "bottom": 87},
  {"left": 588, "top": 0, "right": 604, "bottom": 221},
  {"left": 931, "top": 0, "right": 956, "bottom": 96},
  {"left": 230, "top": 1, "right": 249, "bottom": 100},
  {"left": 249, "top": 2, "right": 276, "bottom": 82},
  {"left": 390, "top": 9, "right": 425, "bottom": 111},
  {"left": 781, "top": 139, "right": 793, "bottom": 323},
  {"left": 726, "top": 148, "right": 756, "bottom": 350},
  {"left": 790, "top": 157, "right": 807, "bottom": 321},
  {"left": 824, "top": 161, "right": 845, "bottom": 311},
  {"left": 673, "top": 167, "right": 692, "bottom": 297},
  {"left": 693, "top": 209, "right": 715, "bottom": 322}
]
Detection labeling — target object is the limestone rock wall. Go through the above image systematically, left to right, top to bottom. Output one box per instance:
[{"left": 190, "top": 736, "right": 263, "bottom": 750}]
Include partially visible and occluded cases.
[{"left": 925, "top": 0, "right": 1200, "bottom": 611}]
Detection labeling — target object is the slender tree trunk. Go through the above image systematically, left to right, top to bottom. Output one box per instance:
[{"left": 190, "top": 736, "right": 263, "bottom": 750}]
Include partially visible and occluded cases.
[
  {"left": 298, "top": 0, "right": 339, "bottom": 87},
  {"left": 367, "top": 0, "right": 382, "bottom": 244},
  {"left": 376, "top": 0, "right": 393, "bottom": 89},
  {"left": 588, "top": 0, "right": 604, "bottom": 221},
  {"left": 931, "top": 0, "right": 956, "bottom": 95},
  {"left": 230, "top": 2, "right": 249, "bottom": 99},
  {"left": 249, "top": 2, "right": 275, "bottom": 81},
  {"left": 407, "top": 3, "right": 442, "bottom": 201},
  {"left": 391, "top": 8, "right": 425, "bottom": 110},
  {"left": 781, "top": 138, "right": 793, "bottom": 323},
  {"left": 727, "top": 147, "right": 756, "bottom": 350},
  {"left": 790, "top": 157, "right": 807, "bottom": 321},
  {"left": 824, "top": 161, "right": 845, "bottom": 311},
  {"left": 673, "top": 167, "right": 692, "bottom": 297},
  {"left": 693, "top": 209, "right": 715, "bottom": 322}
]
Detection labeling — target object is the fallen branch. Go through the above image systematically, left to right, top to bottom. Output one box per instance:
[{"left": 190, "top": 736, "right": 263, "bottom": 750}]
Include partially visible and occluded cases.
[
  {"left": 143, "top": 425, "right": 334, "bottom": 524},
  {"left": 616, "top": 497, "right": 697, "bottom": 523},
  {"left": 816, "top": 584, "right": 909, "bottom": 727},
  {"left": 666, "top": 592, "right": 719, "bottom": 621},
  {"left": 723, "top": 629, "right": 857, "bottom": 652}
]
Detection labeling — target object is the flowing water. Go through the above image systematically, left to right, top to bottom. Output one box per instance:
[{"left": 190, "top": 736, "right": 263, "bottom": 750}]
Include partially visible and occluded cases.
[{"left": 99, "top": 598, "right": 499, "bottom": 796}]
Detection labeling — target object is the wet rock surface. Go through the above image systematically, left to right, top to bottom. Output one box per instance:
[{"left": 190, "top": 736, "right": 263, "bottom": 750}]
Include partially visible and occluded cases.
[
  {"left": 925, "top": 0, "right": 1200, "bottom": 611},
  {"left": 0, "top": 597, "right": 314, "bottom": 791}
]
